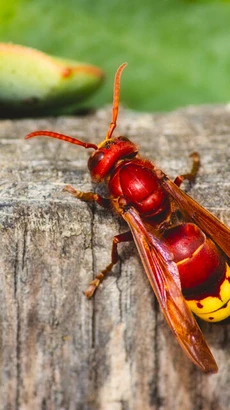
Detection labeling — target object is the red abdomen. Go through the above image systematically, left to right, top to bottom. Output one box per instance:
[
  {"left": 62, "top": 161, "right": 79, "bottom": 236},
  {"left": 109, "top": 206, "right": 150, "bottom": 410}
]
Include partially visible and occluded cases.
[
  {"left": 109, "top": 158, "right": 170, "bottom": 220},
  {"left": 163, "top": 223, "right": 226, "bottom": 299}
]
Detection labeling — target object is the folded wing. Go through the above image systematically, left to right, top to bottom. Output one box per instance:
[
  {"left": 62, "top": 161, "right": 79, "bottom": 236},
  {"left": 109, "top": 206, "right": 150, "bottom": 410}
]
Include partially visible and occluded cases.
[{"left": 123, "top": 206, "right": 218, "bottom": 373}]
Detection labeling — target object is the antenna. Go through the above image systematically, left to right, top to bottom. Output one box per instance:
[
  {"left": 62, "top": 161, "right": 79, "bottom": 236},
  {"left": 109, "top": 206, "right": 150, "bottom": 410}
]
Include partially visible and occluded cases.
[
  {"left": 105, "top": 62, "right": 127, "bottom": 140},
  {"left": 25, "top": 130, "right": 98, "bottom": 150}
]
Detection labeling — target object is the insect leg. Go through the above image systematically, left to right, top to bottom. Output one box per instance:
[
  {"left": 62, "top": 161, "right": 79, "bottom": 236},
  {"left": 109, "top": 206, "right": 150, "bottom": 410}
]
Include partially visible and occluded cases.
[
  {"left": 174, "top": 152, "right": 200, "bottom": 187},
  {"left": 63, "top": 184, "right": 110, "bottom": 208},
  {"left": 84, "top": 231, "right": 133, "bottom": 298}
]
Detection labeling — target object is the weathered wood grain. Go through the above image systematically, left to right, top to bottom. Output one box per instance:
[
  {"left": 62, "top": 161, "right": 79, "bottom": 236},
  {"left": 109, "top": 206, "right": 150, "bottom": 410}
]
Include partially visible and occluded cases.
[{"left": 0, "top": 105, "right": 230, "bottom": 410}]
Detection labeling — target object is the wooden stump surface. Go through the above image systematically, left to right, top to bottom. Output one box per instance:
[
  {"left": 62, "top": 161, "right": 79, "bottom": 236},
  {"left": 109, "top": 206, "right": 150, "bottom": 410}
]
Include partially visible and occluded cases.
[{"left": 0, "top": 105, "right": 230, "bottom": 410}]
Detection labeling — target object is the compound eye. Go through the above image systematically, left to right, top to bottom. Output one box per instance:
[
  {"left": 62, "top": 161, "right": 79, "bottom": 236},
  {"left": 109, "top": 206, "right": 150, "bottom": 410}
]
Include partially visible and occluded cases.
[{"left": 88, "top": 151, "right": 105, "bottom": 171}]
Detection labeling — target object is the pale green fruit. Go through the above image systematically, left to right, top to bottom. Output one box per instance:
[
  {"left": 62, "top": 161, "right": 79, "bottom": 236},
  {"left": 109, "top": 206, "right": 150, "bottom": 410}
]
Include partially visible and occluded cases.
[{"left": 0, "top": 43, "right": 104, "bottom": 115}]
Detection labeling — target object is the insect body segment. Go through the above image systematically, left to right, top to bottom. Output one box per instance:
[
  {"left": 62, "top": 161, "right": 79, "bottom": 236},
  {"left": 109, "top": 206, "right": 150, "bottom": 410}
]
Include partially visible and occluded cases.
[
  {"left": 25, "top": 63, "right": 230, "bottom": 373},
  {"left": 88, "top": 136, "right": 138, "bottom": 181},
  {"left": 109, "top": 158, "right": 170, "bottom": 221},
  {"left": 163, "top": 223, "right": 230, "bottom": 322},
  {"left": 187, "top": 265, "right": 230, "bottom": 322}
]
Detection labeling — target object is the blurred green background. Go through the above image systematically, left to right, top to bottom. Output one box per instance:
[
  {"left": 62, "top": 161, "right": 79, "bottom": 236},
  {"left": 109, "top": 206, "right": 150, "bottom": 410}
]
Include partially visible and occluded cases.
[{"left": 1, "top": 0, "right": 230, "bottom": 112}]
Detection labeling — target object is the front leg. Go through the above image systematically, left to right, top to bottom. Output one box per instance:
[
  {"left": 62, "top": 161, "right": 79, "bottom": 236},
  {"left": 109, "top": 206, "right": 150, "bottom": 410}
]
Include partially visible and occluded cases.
[
  {"left": 63, "top": 184, "right": 110, "bottom": 209},
  {"left": 64, "top": 185, "right": 133, "bottom": 296}
]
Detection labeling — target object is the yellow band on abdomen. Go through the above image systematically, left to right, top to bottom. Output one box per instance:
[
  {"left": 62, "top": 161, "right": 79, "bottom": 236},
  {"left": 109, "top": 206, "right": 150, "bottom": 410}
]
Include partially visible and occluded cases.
[{"left": 186, "top": 263, "right": 230, "bottom": 322}]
